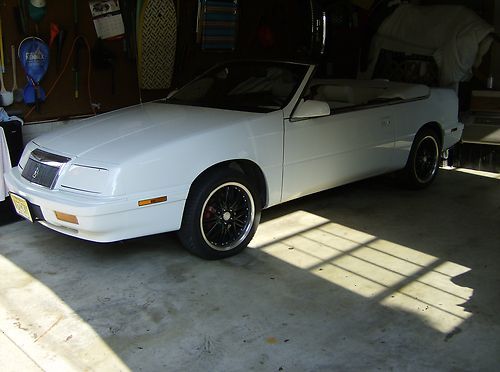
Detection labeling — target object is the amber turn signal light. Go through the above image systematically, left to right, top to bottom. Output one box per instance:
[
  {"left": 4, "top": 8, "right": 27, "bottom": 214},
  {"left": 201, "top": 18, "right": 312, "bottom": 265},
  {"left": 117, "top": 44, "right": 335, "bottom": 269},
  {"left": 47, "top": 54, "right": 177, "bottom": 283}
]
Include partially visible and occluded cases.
[
  {"left": 138, "top": 196, "right": 168, "bottom": 207},
  {"left": 55, "top": 211, "right": 79, "bottom": 225}
]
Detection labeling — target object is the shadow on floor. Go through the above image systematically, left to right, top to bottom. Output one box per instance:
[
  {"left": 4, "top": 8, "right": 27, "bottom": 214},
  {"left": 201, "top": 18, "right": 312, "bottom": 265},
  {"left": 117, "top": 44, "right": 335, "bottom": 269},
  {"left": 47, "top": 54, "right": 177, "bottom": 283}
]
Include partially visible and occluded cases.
[{"left": 0, "top": 169, "right": 499, "bottom": 371}]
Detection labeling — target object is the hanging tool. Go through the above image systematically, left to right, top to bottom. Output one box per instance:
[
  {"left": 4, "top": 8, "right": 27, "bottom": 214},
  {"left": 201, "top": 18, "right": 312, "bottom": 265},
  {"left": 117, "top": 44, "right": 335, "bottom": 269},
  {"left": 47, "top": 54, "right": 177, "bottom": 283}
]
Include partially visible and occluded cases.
[
  {"left": 19, "top": 0, "right": 29, "bottom": 35},
  {"left": 28, "top": 0, "right": 47, "bottom": 35},
  {"left": 28, "top": 0, "right": 47, "bottom": 22},
  {"left": 73, "top": 0, "right": 81, "bottom": 98},
  {"left": 120, "top": 0, "right": 137, "bottom": 60},
  {"left": 13, "top": 5, "right": 27, "bottom": 36},
  {"left": 0, "top": 15, "right": 12, "bottom": 106},
  {"left": 0, "top": 15, "right": 5, "bottom": 73},
  {"left": 49, "top": 22, "right": 60, "bottom": 47},
  {"left": 49, "top": 23, "right": 66, "bottom": 71},
  {"left": 56, "top": 29, "right": 66, "bottom": 71},
  {"left": 92, "top": 39, "right": 116, "bottom": 94},
  {"left": 74, "top": 42, "right": 80, "bottom": 99},
  {"left": 11, "top": 45, "right": 23, "bottom": 102},
  {"left": 0, "top": 72, "right": 14, "bottom": 107}
]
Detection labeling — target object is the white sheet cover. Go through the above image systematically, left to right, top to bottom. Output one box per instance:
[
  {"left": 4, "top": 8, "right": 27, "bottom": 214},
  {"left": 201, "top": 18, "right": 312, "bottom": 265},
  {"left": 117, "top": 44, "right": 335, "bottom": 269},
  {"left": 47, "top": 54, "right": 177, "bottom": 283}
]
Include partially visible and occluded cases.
[
  {"left": 362, "top": 4, "right": 494, "bottom": 86},
  {"left": 0, "top": 126, "right": 12, "bottom": 201}
]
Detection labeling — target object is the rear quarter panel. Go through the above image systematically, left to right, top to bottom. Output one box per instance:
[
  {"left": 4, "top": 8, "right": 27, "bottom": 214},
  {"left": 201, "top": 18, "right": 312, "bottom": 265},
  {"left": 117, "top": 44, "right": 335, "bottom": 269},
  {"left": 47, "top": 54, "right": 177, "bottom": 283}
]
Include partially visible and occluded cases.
[{"left": 393, "top": 88, "right": 460, "bottom": 168}]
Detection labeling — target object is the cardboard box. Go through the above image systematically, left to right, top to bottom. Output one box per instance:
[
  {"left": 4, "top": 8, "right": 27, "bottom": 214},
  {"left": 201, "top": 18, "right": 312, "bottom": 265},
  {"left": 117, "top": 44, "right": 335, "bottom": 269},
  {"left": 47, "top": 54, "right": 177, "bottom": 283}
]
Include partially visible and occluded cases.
[{"left": 470, "top": 90, "right": 500, "bottom": 112}]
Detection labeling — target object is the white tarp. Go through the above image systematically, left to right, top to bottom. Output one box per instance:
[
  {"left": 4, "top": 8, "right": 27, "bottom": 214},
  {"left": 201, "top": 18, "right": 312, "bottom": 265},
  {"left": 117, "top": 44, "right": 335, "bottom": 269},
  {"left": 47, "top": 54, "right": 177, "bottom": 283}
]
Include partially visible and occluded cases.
[
  {"left": 361, "top": 4, "right": 494, "bottom": 87},
  {"left": 0, "top": 108, "right": 23, "bottom": 202},
  {"left": 0, "top": 127, "right": 12, "bottom": 201}
]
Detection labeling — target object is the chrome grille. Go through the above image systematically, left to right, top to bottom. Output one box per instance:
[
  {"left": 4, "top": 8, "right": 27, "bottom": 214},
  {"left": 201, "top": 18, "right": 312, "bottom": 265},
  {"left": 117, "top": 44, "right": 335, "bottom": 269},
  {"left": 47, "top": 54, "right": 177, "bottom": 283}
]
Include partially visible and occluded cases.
[{"left": 21, "top": 149, "right": 70, "bottom": 189}]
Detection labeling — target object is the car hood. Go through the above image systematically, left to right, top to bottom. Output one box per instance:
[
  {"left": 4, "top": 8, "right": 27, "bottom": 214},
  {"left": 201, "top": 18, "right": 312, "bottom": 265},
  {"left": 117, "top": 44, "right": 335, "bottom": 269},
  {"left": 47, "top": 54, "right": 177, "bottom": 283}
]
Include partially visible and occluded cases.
[{"left": 33, "top": 103, "right": 264, "bottom": 164}]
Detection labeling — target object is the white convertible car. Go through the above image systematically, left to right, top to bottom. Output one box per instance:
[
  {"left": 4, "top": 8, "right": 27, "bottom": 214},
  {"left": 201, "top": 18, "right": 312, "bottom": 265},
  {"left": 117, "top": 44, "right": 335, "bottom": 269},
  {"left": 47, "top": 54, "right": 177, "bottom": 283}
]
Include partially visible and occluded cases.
[{"left": 5, "top": 60, "right": 463, "bottom": 259}]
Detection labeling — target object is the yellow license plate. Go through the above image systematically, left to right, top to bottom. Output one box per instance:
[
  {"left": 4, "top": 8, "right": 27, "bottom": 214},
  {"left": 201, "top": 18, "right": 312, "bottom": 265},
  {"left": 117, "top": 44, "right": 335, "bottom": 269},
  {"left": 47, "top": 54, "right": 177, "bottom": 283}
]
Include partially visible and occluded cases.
[{"left": 10, "top": 193, "right": 33, "bottom": 222}]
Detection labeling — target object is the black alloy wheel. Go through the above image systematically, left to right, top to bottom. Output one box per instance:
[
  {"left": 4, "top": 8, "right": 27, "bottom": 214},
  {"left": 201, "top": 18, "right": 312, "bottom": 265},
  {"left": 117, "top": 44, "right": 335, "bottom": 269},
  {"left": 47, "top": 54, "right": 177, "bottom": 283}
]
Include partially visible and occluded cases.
[
  {"left": 403, "top": 128, "right": 442, "bottom": 189},
  {"left": 414, "top": 135, "right": 440, "bottom": 184},
  {"left": 179, "top": 168, "right": 261, "bottom": 259},
  {"left": 200, "top": 182, "right": 255, "bottom": 251}
]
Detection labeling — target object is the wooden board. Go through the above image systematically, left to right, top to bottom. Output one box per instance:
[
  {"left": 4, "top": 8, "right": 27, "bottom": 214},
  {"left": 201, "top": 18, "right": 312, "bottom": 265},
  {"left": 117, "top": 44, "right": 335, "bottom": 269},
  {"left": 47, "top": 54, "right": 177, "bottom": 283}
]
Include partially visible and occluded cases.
[{"left": 137, "top": 0, "right": 177, "bottom": 90}]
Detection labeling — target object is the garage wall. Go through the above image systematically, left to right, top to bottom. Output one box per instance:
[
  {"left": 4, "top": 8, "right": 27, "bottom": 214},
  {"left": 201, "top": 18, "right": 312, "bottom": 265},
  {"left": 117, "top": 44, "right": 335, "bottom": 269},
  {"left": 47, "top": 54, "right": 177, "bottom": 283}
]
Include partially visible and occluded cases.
[
  {"left": 1, "top": 0, "right": 141, "bottom": 123},
  {"left": 2, "top": 0, "right": 314, "bottom": 124},
  {"left": 11, "top": 0, "right": 500, "bottom": 132},
  {"left": 18, "top": 0, "right": 314, "bottom": 142},
  {"left": 172, "top": 0, "right": 312, "bottom": 87}
]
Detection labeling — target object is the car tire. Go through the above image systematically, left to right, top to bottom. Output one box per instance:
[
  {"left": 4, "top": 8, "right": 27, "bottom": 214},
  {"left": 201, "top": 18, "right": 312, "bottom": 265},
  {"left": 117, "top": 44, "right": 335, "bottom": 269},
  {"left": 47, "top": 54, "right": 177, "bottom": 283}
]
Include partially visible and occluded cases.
[
  {"left": 402, "top": 128, "right": 442, "bottom": 189},
  {"left": 178, "top": 168, "right": 261, "bottom": 260}
]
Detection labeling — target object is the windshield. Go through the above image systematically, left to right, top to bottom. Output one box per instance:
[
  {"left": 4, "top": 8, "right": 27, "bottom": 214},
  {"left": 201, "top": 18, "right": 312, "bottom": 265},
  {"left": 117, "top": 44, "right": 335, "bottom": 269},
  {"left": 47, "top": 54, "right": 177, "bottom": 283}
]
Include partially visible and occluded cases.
[{"left": 167, "top": 61, "right": 309, "bottom": 113}]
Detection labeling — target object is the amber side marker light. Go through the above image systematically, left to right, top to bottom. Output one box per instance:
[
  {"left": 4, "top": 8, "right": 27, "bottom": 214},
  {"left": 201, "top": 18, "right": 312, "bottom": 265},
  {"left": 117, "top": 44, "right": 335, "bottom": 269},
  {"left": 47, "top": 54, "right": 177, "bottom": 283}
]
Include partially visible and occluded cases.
[
  {"left": 138, "top": 196, "right": 168, "bottom": 207},
  {"left": 55, "top": 211, "right": 79, "bottom": 225}
]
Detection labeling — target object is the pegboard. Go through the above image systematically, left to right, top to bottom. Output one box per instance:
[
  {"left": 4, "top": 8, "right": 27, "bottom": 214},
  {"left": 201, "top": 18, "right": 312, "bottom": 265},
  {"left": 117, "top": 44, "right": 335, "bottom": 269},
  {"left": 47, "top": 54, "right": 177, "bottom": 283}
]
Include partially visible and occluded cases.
[{"left": 0, "top": 0, "right": 141, "bottom": 123}]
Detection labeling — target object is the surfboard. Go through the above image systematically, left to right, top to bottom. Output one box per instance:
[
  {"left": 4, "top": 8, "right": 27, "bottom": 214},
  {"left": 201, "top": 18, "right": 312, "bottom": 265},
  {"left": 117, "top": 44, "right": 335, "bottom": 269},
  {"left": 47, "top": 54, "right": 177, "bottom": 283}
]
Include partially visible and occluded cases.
[
  {"left": 136, "top": 0, "right": 144, "bottom": 33},
  {"left": 137, "top": 0, "right": 177, "bottom": 90}
]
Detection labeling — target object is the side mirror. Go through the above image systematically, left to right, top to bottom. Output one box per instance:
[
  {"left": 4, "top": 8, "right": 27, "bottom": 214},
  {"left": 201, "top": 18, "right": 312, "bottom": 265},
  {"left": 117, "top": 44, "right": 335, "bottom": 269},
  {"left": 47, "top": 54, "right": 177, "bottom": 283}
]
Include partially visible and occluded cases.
[{"left": 292, "top": 99, "right": 331, "bottom": 119}]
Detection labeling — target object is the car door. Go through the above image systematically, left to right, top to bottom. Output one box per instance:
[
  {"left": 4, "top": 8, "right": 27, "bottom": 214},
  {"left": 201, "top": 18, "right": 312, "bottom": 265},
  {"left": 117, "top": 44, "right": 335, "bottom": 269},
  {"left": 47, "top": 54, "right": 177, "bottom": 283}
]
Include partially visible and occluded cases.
[{"left": 281, "top": 105, "right": 395, "bottom": 202}]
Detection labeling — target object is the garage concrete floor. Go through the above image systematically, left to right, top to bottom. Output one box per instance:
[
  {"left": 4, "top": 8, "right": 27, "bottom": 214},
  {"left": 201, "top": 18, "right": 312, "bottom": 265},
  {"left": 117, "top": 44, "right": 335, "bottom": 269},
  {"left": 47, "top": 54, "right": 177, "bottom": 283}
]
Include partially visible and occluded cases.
[{"left": 1, "top": 168, "right": 499, "bottom": 372}]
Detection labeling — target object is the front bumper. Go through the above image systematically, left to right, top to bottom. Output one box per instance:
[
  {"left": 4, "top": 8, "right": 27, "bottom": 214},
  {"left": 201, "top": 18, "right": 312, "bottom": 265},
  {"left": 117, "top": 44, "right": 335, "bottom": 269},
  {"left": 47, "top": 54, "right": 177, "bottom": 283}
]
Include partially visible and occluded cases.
[{"left": 5, "top": 167, "right": 186, "bottom": 242}]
